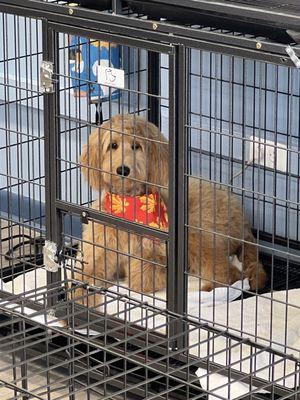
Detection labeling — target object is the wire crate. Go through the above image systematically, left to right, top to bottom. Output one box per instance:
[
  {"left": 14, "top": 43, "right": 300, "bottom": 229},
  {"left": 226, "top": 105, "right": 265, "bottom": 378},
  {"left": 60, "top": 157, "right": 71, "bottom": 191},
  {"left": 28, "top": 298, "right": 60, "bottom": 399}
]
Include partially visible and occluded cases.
[{"left": 0, "top": 0, "right": 300, "bottom": 398}]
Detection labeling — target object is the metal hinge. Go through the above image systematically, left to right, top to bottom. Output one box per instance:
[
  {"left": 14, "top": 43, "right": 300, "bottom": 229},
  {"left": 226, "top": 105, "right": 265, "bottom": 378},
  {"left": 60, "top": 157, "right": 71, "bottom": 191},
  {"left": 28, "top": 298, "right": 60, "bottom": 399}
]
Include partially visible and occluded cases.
[
  {"left": 40, "top": 61, "right": 54, "bottom": 93},
  {"left": 43, "top": 240, "right": 59, "bottom": 272}
]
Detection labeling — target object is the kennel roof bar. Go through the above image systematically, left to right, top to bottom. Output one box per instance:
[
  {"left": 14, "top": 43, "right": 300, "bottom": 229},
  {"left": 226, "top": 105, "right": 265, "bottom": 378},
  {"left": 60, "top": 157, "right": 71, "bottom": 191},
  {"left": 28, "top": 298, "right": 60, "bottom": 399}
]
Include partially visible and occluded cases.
[
  {"left": 0, "top": 0, "right": 297, "bottom": 67},
  {"left": 1, "top": 0, "right": 299, "bottom": 37},
  {"left": 127, "top": 0, "right": 300, "bottom": 39}
]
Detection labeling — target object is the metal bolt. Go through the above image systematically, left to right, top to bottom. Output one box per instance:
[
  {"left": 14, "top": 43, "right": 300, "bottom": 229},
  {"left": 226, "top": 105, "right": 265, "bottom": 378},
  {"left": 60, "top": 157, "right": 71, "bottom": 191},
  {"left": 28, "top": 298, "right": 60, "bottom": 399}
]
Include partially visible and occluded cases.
[
  {"left": 68, "top": 2, "right": 78, "bottom": 14},
  {"left": 152, "top": 22, "right": 158, "bottom": 30},
  {"left": 256, "top": 42, "right": 262, "bottom": 50},
  {"left": 81, "top": 211, "right": 88, "bottom": 219}
]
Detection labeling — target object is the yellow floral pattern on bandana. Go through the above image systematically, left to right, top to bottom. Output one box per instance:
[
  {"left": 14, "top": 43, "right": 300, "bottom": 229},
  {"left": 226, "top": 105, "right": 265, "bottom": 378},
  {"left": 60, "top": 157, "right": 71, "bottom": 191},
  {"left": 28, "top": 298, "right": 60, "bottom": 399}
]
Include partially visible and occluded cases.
[
  {"left": 110, "top": 194, "right": 129, "bottom": 214},
  {"left": 140, "top": 194, "right": 157, "bottom": 213},
  {"left": 149, "top": 217, "right": 168, "bottom": 230},
  {"left": 149, "top": 220, "right": 160, "bottom": 229}
]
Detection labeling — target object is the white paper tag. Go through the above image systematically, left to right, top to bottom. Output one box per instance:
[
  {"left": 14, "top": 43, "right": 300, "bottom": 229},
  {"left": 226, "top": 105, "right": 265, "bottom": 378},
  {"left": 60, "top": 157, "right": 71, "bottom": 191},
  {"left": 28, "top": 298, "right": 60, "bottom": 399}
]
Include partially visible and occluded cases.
[{"left": 98, "top": 65, "right": 125, "bottom": 89}]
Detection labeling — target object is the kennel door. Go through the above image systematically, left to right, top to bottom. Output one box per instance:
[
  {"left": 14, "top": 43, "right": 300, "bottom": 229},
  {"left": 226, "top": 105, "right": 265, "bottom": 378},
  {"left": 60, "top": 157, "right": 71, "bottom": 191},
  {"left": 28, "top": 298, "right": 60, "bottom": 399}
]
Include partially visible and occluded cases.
[{"left": 44, "top": 21, "right": 188, "bottom": 339}]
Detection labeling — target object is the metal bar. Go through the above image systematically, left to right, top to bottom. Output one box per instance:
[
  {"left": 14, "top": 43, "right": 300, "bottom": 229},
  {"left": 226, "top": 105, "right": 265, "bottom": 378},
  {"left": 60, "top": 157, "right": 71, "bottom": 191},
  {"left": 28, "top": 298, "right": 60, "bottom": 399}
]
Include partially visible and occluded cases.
[
  {"left": 1, "top": 0, "right": 299, "bottom": 33},
  {"left": 112, "top": 0, "right": 122, "bottom": 14},
  {"left": 127, "top": 0, "right": 300, "bottom": 30},
  {"left": 0, "top": 2, "right": 295, "bottom": 66},
  {"left": 42, "top": 20, "right": 53, "bottom": 241},
  {"left": 42, "top": 21, "right": 61, "bottom": 305},
  {"left": 44, "top": 21, "right": 300, "bottom": 67},
  {"left": 48, "top": 21, "right": 174, "bottom": 54},
  {"left": 167, "top": 44, "right": 187, "bottom": 350},
  {"left": 147, "top": 51, "right": 160, "bottom": 126},
  {"left": 56, "top": 199, "right": 169, "bottom": 241},
  {"left": 19, "top": 320, "right": 28, "bottom": 400}
]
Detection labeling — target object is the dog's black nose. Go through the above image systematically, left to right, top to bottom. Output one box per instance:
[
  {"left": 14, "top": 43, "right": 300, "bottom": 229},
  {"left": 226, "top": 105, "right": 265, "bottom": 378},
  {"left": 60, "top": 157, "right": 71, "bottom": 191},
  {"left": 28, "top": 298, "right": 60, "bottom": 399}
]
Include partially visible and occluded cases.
[{"left": 116, "top": 165, "right": 130, "bottom": 176}]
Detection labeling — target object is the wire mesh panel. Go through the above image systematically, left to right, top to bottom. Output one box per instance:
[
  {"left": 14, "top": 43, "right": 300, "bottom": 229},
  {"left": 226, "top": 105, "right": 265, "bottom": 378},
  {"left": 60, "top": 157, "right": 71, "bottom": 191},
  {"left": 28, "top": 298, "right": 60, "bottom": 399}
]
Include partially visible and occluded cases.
[
  {"left": 0, "top": 13, "right": 45, "bottom": 288},
  {"left": 185, "top": 46, "right": 300, "bottom": 360},
  {"left": 1, "top": 283, "right": 300, "bottom": 400}
]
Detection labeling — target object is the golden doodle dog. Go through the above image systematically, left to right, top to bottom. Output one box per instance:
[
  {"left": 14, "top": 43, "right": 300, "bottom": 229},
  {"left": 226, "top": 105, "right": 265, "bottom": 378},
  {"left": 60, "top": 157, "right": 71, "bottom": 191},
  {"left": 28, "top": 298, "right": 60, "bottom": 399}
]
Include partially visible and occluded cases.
[{"left": 76, "top": 114, "right": 266, "bottom": 299}]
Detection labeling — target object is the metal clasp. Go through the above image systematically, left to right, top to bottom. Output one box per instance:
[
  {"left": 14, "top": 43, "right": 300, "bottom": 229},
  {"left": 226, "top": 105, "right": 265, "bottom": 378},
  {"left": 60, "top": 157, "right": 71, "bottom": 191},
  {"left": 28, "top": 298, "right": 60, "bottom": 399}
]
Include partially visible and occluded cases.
[
  {"left": 40, "top": 61, "right": 54, "bottom": 93},
  {"left": 43, "top": 240, "right": 59, "bottom": 272}
]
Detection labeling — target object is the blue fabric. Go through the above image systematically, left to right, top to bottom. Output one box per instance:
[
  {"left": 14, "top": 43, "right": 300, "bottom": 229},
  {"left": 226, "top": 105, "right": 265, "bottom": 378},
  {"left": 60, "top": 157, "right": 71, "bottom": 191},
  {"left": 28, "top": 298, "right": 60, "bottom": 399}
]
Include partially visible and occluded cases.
[{"left": 69, "top": 36, "right": 121, "bottom": 101}]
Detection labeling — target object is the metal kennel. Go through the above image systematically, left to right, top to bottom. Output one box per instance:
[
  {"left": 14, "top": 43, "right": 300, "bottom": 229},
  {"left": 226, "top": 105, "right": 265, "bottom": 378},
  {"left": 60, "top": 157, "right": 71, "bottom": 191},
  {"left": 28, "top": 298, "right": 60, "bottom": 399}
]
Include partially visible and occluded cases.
[{"left": 0, "top": 0, "right": 300, "bottom": 398}]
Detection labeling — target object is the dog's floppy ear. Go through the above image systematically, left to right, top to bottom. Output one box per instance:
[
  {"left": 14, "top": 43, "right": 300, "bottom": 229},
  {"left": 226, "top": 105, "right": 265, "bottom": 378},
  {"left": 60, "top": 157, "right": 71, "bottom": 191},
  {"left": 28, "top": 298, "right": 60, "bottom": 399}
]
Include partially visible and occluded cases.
[
  {"left": 140, "top": 120, "right": 169, "bottom": 200},
  {"left": 80, "top": 128, "right": 103, "bottom": 190}
]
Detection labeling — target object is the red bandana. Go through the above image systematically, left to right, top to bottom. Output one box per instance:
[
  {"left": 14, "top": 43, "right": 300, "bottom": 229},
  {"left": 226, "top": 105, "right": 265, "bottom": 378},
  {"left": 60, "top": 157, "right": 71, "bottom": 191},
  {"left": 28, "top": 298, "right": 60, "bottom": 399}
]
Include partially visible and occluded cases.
[{"left": 104, "top": 192, "right": 168, "bottom": 230}]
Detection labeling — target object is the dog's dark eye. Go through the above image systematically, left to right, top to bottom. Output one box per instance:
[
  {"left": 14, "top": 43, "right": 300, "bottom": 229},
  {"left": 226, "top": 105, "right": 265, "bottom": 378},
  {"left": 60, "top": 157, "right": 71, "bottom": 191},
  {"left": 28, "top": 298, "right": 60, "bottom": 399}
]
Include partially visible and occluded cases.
[
  {"left": 108, "top": 142, "right": 118, "bottom": 151},
  {"left": 131, "top": 143, "right": 141, "bottom": 150}
]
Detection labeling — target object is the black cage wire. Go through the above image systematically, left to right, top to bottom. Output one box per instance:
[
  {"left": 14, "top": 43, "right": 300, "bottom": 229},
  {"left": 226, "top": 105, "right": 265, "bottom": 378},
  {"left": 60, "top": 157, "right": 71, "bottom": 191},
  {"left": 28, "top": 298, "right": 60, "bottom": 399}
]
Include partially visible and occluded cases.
[{"left": 0, "top": 0, "right": 300, "bottom": 399}]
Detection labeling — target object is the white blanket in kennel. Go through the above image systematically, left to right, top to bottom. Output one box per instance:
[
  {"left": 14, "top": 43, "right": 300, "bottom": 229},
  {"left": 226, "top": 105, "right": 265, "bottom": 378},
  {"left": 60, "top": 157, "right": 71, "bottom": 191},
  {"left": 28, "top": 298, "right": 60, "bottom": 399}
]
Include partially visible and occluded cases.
[
  {"left": 1, "top": 269, "right": 300, "bottom": 399},
  {"left": 106, "top": 282, "right": 300, "bottom": 398}
]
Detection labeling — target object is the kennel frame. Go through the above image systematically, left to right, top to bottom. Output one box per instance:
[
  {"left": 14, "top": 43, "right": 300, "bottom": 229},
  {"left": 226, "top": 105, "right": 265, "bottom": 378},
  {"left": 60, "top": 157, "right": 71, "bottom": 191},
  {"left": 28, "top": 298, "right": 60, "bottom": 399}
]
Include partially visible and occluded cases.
[
  {"left": 0, "top": 0, "right": 300, "bottom": 398},
  {"left": 1, "top": 0, "right": 299, "bottom": 347}
]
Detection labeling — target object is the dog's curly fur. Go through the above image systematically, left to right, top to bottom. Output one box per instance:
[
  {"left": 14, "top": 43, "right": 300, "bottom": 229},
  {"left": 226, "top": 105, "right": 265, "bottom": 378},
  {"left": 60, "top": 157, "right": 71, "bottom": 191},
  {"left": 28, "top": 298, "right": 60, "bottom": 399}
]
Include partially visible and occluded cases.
[{"left": 76, "top": 114, "right": 266, "bottom": 299}]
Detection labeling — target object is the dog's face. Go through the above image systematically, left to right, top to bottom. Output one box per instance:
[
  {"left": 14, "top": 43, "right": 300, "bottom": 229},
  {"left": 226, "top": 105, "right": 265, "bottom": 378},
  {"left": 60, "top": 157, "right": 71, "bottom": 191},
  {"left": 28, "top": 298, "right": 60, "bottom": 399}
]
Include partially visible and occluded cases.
[
  {"left": 80, "top": 114, "right": 168, "bottom": 197},
  {"left": 101, "top": 125, "right": 148, "bottom": 195}
]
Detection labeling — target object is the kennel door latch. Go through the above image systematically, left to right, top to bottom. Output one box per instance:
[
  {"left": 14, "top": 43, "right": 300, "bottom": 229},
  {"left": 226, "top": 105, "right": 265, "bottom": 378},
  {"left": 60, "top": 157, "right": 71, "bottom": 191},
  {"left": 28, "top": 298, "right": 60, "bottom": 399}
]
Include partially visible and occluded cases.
[
  {"left": 40, "top": 61, "right": 54, "bottom": 93},
  {"left": 43, "top": 240, "right": 60, "bottom": 272}
]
